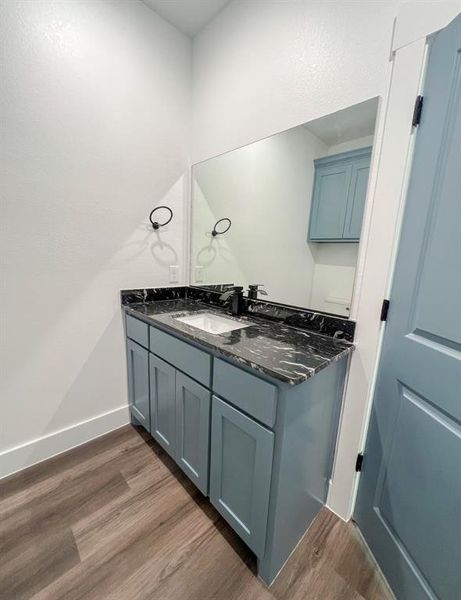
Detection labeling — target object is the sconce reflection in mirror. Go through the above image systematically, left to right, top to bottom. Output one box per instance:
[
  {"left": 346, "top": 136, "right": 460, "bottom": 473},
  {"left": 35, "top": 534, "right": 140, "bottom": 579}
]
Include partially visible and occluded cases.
[
  {"left": 149, "top": 206, "right": 173, "bottom": 230},
  {"left": 212, "top": 218, "right": 232, "bottom": 237}
]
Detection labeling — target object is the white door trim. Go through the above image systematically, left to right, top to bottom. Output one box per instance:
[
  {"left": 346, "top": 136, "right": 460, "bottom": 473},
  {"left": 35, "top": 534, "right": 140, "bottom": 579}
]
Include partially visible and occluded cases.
[{"left": 327, "top": 37, "right": 429, "bottom": 519}]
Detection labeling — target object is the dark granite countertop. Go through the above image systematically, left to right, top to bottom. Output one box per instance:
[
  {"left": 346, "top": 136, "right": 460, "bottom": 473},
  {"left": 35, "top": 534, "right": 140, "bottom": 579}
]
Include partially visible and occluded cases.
[{"left": 122, "top": 299, "right": 354, "bottom": 386}]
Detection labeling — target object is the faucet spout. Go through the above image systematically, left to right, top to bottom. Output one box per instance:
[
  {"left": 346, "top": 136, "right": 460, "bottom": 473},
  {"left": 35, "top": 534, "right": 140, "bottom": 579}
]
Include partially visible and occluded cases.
[{"left": 219, "top": 286, "right": 244, "bottom": 316}]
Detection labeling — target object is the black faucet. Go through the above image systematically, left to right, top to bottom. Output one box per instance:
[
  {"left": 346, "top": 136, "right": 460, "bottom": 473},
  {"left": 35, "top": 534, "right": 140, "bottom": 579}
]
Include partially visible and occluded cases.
[
  {"left": 247, "top": 284, "right": 268, "bottom": 300},
  {"left": 219, "top": 286, "right": 245, "bottom": 316}
]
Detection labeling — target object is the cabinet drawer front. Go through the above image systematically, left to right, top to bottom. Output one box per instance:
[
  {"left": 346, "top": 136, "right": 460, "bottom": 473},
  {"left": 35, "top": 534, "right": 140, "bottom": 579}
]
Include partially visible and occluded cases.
[
  {"left": 126, "top": 315, "right": 149, "bottom": 349},
  {"left": 150, "top": 326, "right": 211, "bottom": 387},
  {"left": 213, "top": 358, "right": 277, "bottom": 428},
  {"left": 176, "top": 372, "right": 211, "bottom": 495},
  {"left": 210, "top": 396, "right": 274, "bottom": 558}
]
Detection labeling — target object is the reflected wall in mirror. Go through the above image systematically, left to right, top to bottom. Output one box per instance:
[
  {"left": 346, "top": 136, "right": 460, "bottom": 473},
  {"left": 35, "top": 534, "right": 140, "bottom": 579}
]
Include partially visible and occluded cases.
[{"left": 190, "top": 98, "right": 378, "bottom": 317}]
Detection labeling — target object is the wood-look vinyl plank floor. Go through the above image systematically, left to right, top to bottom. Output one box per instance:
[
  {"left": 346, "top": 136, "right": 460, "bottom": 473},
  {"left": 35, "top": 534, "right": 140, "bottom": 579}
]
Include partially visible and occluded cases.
[{"left": 0, "top": 425, "right": 393, "bottom": 600}]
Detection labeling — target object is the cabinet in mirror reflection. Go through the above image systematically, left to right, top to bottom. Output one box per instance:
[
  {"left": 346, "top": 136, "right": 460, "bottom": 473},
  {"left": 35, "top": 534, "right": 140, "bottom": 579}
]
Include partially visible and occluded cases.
[{"left": 190, "top": 98, "right": 378, "bottom": 317}]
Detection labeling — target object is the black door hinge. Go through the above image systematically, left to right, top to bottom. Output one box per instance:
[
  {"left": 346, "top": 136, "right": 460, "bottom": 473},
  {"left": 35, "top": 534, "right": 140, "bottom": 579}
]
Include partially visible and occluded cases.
[
  {"left": 412, "top": 95, "right": 424, "bottom": 127},
  {"left": 380, "top": 299, "right": 390, "bottom": 322},
  {"left": 355, "top": 453, "right": 364, "bottom": 472}
]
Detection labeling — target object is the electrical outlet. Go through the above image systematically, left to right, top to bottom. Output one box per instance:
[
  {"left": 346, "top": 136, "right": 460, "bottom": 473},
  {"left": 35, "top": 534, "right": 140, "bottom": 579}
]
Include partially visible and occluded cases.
[
  {"left": 169, "top": 265, "right": 179, "bottom": 283},
  {"left": 195, "top": 266, "right": 204, "bottom": 282}
]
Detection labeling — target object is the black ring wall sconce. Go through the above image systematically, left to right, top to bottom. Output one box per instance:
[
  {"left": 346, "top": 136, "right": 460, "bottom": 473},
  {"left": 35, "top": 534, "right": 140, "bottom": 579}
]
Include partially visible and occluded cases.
[
  {"left": 149, "top": 206, "right": 173, "bottom": 230},
  {"left": 148, "top": 209, "right": 231, "bottom": 237},
  {"left": 212, "top": 218, "right": 232, "bottom": 236}
]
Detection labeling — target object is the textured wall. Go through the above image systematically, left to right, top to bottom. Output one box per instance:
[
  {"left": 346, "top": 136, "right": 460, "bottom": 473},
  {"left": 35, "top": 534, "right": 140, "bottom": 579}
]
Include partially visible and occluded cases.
[
  {"left": 0, "top": 0, "right": 190, "bottom": 476},
  {"left": 192, "top": 0, "right": 399, "bottom": 163}
]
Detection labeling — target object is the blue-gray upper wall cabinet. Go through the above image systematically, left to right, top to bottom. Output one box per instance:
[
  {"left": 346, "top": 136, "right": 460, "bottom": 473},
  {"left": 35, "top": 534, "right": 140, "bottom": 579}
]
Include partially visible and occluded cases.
[
  {"left": 308, "top": 147, "right": 371, "bottom": 242},
  {"left": 126, "top": 339, "right": 150, "bottom": 430},
  {"left": 149, "top": 354, "right": 176, "bottom": 458},
  {"left": 209, "top": 396, "right": 274, "bottom": 558}
]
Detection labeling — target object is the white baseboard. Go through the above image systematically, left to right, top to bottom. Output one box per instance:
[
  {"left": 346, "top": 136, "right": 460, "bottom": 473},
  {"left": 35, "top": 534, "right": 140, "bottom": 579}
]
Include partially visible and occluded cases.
[
  {"left": 0, "top": 405, "right": 130, "bottom": 480},
  {"left": 325, "top": 501, "right": 349, "bottom": 523}
]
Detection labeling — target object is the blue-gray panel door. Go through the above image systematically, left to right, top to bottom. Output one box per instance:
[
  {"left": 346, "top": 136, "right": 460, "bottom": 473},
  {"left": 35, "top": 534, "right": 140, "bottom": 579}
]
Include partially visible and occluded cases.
[
  {"left": 355, "top": 15, "right": 461, "bottom": 600},
  {"left": 127, "top": 339, "right": 150, "bottom": 430},
  {"left": 149, "top": 354, "right": 176, "bottom": 458},
  {"left": 175, "top": 372, "right": 211, "bottom": 495},
  {"left": 209, "top": 396, "right": 274, "bottom": 558}
]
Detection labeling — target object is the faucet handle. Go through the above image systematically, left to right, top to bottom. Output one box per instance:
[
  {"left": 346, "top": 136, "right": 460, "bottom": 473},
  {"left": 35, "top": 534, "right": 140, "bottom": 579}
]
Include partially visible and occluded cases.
[{"left": 248, "top": 284, "right": 267, "bottom": 296}]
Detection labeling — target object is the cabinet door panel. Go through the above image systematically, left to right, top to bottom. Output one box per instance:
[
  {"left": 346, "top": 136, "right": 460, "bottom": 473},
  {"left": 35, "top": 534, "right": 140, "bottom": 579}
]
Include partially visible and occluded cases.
[
  {"left": 343, "top": 158, "right": 370, "bottom": 240},
  {"left": 309, "top": 163, "right": 352, "bottom": 240},
  {"left": 127, "top": 339, "right": 150, "bottom": 430},
  {"left": 149, "top": 354, "right": 176, "bottom": 458},
  {"left": 176, "top": 373, "right": 211, "bottom": 495},
  {"left": 210, "top": 396, "right": 274, "bottom": 558}
]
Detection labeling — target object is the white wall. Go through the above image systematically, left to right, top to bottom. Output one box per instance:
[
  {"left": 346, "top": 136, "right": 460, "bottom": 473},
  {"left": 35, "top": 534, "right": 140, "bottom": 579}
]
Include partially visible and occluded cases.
[
  {"left": 0, "top": 0, "right": 190, "bottom": 478},
  {"left": 192, "top": 0, "right": 399, "bottom": 163},
  {"left": 392, "top": 1, "right": 461, "bottom": 50},
  {"left": 191, "top": 126, "right": 327, "bottom": 307},
  {"left": 327, "top": 135, "right": 374, "bottom": 156},
  {"left": 309, "top": 244, "right": 358, "bottom": 317}
]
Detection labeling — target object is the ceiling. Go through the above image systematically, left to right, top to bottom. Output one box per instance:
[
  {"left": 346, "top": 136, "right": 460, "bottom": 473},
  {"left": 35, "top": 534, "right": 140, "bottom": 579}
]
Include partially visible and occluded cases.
[
  {"left": 142, "top": 0, "right": 232, "bottom": 37},
  {"left": 305, "top": 98, "right": 379, "bottom": 147}
]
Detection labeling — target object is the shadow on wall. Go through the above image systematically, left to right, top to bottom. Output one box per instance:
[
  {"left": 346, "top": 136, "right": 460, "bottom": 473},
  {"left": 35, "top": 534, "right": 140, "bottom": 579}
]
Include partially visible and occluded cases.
[
  {"left": 2, "top": 166, "right": 186, "bottom": 386},
  {"left": 0, "top": 175, "right": 187, "bottom": 473},
  {"left": 191, "top": 178, "right": 249, "bottom": 286},
  {"left": 111, "top": 211, "right": 180, "bottom": 268},
  {"left": 44, "top": 311, "right": 126, "bottom": 433}
]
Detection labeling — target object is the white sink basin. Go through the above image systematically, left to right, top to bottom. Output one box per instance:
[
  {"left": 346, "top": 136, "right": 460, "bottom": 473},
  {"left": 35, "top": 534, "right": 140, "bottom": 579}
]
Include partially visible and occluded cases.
[{"left": 175, "top": 312, "right": 250, "bottom": 335}]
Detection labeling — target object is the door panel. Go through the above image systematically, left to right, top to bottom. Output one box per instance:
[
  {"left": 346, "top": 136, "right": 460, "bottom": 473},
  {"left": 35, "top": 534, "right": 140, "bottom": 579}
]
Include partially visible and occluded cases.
[
  {"left": 355, "top": 14, "right": 461, "bottom": 600},
  {"left": 126, "top": 339, "right": 150, "bottom": 429},
  {"left": 149, "top": 354, "right": 176, "bottom": 458},
  {"left": 175, "top": 372, "right": 211, "bottom": 495},
  {"left": 377, "top": 385, "right": 460, "bottom": 599},
  {"left": 209, "top": 396, "right": 274, "bottom": 558}
]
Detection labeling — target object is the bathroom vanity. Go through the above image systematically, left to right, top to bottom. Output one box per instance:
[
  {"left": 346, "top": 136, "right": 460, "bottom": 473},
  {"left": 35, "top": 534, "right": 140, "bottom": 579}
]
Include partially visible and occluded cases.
[{"left": 122, "top": 286, "right": 354, "bottom": 585}]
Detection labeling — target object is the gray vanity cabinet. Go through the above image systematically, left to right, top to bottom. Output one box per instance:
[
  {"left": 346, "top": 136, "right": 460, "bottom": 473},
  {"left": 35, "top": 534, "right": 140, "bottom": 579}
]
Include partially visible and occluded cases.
[
  {"left": 125, "top": 314, "right": 348, "bottom": 585},
  {"left": 126, "top": 339, "right": 150, "bottom": 430},
  {"left": 149, "top": 354, "right": 176, "bottom": 458},
  {"left": 175, "top": 372, "right": 211, "bottom": 495},
  {"left": 209, "top": 396, "right": 274, "bottom": 558}
]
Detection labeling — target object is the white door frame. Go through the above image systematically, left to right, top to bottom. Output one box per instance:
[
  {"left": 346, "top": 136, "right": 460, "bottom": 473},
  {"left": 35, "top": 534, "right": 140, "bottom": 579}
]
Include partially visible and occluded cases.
[{"left": 327, "top": 4, "right": 461, "bottom": 519}]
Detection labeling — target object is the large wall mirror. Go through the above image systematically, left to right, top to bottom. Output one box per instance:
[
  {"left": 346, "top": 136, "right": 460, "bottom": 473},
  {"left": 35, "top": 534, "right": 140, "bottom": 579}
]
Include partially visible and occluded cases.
[{"left": 190, "top": 98, "right": 378, "bottom": 317}]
